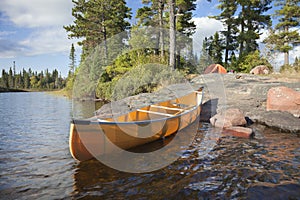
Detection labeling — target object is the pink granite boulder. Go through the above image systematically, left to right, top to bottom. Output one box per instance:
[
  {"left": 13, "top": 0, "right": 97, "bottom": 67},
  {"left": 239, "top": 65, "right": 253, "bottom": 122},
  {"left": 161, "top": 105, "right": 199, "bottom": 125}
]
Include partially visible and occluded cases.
[
  {"left": 267, "top": 86, "right": 300, "bottom": 117},
  {"left": 210, "top": 108, "right": 247, "bottom": 128}
]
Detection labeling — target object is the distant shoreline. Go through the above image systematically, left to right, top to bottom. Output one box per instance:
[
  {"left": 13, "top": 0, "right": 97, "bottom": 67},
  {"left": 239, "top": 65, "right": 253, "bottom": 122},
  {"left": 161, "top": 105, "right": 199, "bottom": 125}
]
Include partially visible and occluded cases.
[
  {"left": 0, "top": 87, "right": 66, "bottom": 93},
  {"left": 0, "top": 87, "right": 29, "bottom": 93}
]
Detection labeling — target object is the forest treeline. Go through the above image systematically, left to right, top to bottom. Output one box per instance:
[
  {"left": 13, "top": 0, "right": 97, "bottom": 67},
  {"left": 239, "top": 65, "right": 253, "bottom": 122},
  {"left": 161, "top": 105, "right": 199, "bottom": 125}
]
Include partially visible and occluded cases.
[
  {"left": 64, "top": 0, "right": 299, "bottom": 100},
  {"left": 0, "top": 66, "right": 66, "bottom": 91}
]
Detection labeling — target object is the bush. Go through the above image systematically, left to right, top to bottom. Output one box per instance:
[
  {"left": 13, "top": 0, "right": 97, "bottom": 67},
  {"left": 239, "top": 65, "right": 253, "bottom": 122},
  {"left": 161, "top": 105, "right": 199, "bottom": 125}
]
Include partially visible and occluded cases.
[{"left": 111, "top": 63, "right": 185, "bottom": 100}]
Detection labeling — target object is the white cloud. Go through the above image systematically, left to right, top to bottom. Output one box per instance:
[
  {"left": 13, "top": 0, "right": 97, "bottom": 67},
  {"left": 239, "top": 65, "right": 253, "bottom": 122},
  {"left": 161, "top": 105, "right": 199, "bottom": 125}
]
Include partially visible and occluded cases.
[
  {"left": 0, "top": 0, "right": 74, "bottom": 27},
  {"left": 0, "top": 0, "right": 80, "bottom": 59},
  {"left": 192, "top": 17, "right": 224, "bottom": 53},
  {"left": 19, "top": 27, "right": 79, "bottom": 56}
]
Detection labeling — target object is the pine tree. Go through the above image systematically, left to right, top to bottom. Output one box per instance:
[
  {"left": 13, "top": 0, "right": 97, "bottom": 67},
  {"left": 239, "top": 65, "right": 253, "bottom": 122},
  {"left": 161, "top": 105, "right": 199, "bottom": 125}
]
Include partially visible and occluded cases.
[
  {"left": 64, "top": 0, "right": 132, "bottom": 61},
  {"left": 136, "top": 0, "right": 167, "bottom": 58},
  {"left": 136, "top": 0, "right": 196, "bottom": 68},
  {"left": 175, "top": 0, "right": 197, "bottom": 69},
  {"left": 212, "top": 0, "right": 238, "bottom": 67},
  {"left": 237, "top": 0, "right": 272, "bottom": 58},
  {"left": 264, "top": 0, "right": 300, "bottom": 65},
  {"left": 210, "top": 32, "right": 224, "bottom": 65},
  {"left": 199, "top": 37, "right": 212, "bottom": 72},
  {"left": 69, "top": 43, "right": 76, "bottom": 75},
  {"left": 8, "top": 67, "right": 14, "bottom": 88},
  {"left": 1, "top": 69, "right": 9, "bottom": 88},
  {"left": 23, "top": 69, "right": 30, "bottom": 89}
]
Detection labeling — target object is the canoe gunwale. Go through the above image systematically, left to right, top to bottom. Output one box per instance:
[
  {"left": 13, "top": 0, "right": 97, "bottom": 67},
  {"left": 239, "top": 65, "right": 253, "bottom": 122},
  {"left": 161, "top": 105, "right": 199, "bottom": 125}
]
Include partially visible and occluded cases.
[
  {"left": 72, "top": 87, "right": 203, "bottom": 126},
  {"left": 72, "top": 106, "right": 198, "bottom": 125}
]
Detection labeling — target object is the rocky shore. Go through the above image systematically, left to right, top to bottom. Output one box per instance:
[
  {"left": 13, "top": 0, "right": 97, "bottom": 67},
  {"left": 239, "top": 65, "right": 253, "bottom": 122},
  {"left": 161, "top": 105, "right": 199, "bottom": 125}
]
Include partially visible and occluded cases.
[
  {"left": 95, "top": 73, "right": 300, "bottom": 134},
  {"left": 191, "top": 73, "right": 300, "bottom": 134}
]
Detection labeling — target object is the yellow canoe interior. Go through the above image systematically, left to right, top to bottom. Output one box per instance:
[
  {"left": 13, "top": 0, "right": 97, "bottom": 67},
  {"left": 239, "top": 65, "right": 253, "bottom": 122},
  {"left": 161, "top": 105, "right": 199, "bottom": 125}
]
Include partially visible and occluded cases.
[{"left": 69, "top": 87, "right": 203, "bottom": 161}]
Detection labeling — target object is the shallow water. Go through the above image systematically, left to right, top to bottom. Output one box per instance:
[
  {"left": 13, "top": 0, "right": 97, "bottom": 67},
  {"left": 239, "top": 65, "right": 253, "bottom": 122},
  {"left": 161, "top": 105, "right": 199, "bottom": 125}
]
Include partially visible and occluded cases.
[{"left": 0, "top": 92, "right": 299, "bottom": 199}]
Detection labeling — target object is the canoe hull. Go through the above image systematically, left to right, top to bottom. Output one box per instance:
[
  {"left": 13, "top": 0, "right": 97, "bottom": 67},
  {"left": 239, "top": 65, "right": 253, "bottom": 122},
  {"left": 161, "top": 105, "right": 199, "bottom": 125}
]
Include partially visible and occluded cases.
[{"left": 70, "top": 88, "right": 203, "bottom": 161}]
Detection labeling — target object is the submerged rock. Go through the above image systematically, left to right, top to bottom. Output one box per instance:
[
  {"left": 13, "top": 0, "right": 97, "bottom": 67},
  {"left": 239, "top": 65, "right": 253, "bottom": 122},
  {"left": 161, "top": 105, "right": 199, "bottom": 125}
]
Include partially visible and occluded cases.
[{"left": 222, "top": 126, "right": 254, "bottom": 138}]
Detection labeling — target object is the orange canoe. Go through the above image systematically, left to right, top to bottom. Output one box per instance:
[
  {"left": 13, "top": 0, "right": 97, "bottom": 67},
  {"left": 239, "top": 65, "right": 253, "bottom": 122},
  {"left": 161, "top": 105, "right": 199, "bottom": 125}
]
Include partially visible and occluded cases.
[{"left": 69, "top": 87, "right": 204, "bottom": 161}]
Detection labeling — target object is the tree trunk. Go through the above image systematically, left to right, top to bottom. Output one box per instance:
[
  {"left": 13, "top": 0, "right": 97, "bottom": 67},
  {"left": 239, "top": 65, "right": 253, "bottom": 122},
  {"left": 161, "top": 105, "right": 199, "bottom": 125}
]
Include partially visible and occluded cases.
[
  {"left": 159, "top": 0, "right": 164, "bottom": 60},
  {"left": 169, "top": 0, "right": 176, "bottom": 69},
  {"left": 239, "top": 6, "right": 245, "bottom": 58},
  {"left": 225, "top": 25, "right": 230, "bottom": 66},
  {"left": 284, "top": 26, "right": 289, "bottom": 65},
  {"left": 284, "top": 52, "right": 289, "bottom": 65}
]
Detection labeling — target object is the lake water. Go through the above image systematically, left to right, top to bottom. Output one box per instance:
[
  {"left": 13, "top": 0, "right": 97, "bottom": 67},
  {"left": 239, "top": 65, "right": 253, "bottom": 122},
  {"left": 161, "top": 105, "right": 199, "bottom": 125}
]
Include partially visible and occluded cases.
[{"left": 0, "top": 92, "right": 299, "bottom": 199}]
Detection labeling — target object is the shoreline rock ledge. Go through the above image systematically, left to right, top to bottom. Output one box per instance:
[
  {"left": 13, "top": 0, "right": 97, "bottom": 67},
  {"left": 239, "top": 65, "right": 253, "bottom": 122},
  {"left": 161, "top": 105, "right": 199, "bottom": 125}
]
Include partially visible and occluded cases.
[{"left": 192, "top": 73, "right": 300, "bottom": 134}]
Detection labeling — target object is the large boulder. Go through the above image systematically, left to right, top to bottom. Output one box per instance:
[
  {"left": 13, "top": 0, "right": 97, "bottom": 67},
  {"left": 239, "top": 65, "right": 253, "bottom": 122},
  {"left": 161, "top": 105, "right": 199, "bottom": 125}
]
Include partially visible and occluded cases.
[
  {"left": 250, "top": 65, "right": 270, "bottom": 75},
  {"left": 267, "top": 86, "right": 300, "bottom": 117},
  {"left": 210, "top": 108, "right": 247, "bottom": 128}
]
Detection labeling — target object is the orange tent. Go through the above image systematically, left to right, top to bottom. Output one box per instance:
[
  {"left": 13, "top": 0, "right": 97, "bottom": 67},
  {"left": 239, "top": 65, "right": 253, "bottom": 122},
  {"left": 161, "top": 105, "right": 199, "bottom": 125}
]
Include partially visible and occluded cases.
[{"left": 204, "top": 64, "right": 227, "bottom": 74}]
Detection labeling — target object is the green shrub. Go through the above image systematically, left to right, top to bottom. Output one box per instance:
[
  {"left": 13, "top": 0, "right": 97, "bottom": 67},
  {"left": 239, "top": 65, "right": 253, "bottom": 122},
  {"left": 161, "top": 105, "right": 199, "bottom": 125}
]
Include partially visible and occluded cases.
[{"left": 111, "top": 63, "right": 185, "bottom": 100}]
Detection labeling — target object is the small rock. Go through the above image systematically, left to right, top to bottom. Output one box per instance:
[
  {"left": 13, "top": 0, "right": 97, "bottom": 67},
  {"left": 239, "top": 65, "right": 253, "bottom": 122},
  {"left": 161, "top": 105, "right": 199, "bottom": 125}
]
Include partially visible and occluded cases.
[
  {"left": 250, "top": 65, "right": 270, "bottom": 75},
  {"left": 267, "top": 86, "right": 300, "bottom": 117},
  {"left": 210, "top": 108, "right": 247, "bottom": 128},
  {"left": 222, "top": 126, "right": 254, "bottom": 138}
]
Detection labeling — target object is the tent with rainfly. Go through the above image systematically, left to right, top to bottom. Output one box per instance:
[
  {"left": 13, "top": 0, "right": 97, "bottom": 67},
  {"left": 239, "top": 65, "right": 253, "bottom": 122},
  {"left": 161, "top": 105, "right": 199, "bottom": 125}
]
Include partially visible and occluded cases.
[{"left": 203, "top": 64, "right": 227, "bottom": 74}]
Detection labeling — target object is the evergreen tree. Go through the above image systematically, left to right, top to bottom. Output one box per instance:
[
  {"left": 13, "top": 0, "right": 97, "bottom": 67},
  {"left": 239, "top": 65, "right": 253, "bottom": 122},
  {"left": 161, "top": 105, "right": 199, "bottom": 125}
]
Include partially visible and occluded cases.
[
  {"left": 64, "top": 0, "right": 132, "bottom": 61},
  {"left": 136, "top": 0, "right": 167, "bottom": 58},
  {"left": 175, "top": 0, "right": 197, "bottom": 69},
  {"left": 212, "top": 0, "right": 238, "bottom": 67},
  {"left": 237, "top": 0, "right": 272, "bottom": 58},
  {"left": 264, "top": 0, "right": 300, "bottom": 65},
  {"left": 210, "top": 32, "right": 224, "bottom": 64},
  {"left": 199, "top": 37, "right": 212, "bottom": 72},
  {"left": 69, "top": 43, "right": 76, "bottom": 74},
  {"left": 8, "top": 67, "right": 14, "bottom": 88},
  {"left": 1, "top": 69, "right": 9, "bottom": 88},
  {"left": 23, "top": 69, "right": 30, "bottom": 89}
]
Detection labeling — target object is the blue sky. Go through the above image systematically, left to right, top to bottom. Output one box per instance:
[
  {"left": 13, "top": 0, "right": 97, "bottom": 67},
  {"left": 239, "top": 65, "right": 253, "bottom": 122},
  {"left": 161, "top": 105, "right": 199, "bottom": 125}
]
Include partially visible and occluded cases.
[{"left": 0, "top": 0, "right": 298, "bottom": 76}]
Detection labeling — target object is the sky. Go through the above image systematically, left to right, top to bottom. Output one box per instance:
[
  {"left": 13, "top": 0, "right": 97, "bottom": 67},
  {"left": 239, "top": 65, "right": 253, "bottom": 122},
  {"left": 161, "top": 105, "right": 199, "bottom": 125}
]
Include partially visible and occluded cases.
[{"left": 0, "top": 0, "right": 299, "bottom": 76}]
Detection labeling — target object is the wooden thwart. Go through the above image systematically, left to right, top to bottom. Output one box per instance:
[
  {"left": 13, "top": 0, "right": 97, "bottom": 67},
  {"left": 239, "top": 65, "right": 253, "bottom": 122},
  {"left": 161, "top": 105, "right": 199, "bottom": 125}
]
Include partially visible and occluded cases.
[
  {"left": 150, "top": 105, "right": 183, "bottom": 111},
  {"left": 137, "top": 109, "right": 174, "bottom": 117}
]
